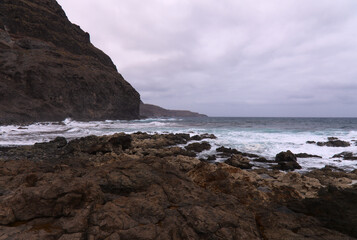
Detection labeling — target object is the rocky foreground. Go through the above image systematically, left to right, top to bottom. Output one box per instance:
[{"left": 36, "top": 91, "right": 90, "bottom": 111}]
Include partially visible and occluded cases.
[{"left": 0, "top": 133, "right": 356, "bottom": 240}]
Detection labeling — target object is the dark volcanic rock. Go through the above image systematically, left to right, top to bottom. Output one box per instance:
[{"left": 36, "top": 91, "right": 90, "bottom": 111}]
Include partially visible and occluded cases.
[
  {"left": 0, "top": 0, "right": 140, "bottom": 124},
  {"left": 0, "top": 133, "right": 356, "bottom": 239},
  {"left": 190, "top": 133, "right": 217, "bottom": 141},
  {"left": 328, "top": 137, "right": 339, "bottom": 141},
  {"left": 316, "top": 139, "right": 351, "bottom": 147},
  {"left": 185, "top": 141, "right": 211, "bottom": 153},
  {"left": 306, "top": 141, "right": 316, "bottom": 144},
  {"left": 216, "top": 146, "right": 240, "bottom": 155},
  {"left": 216, "top": 146, "right": 259, "bottom": 158},
  {"left": 275, "top": 150, "right": 302, "bottom": 170},
  {"left": 276, "top": 150, "right": 297, "bottom": 162},
  {"left": 333, "top": 152, "right": 357, "bottom": 160},
  {"left": 295, "top": 153, "right": 322, "bottom": 158},
  {"left": 225, "top": 154, "right": 252, "bottom": 169},
  {"left": 206, "top": 155, "right": 217, "bottom": 161},
  {"left": 253, "top": 157, "right": 270, "bottom": 162},
  {"left": 276, "top": 161, "right": 302, "bottom": 171},
  {"left": 288, "top": 185, "right": 357, "bottom": 238}
]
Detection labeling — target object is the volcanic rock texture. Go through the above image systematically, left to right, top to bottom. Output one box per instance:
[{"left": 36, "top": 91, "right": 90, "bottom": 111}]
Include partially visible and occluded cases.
[
  {"left": 0, "top": 0, "right": 140, "bottom": 124},
  {"left": 0, "top": 133, "right": 357, "bottom": 239}
]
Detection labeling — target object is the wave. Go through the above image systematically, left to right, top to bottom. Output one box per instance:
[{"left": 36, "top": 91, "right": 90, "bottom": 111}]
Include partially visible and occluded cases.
[{"left": 1, "top": 117, "right": 356, "bottom": 171}]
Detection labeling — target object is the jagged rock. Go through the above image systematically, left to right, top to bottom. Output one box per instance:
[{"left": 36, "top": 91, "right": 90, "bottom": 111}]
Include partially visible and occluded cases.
[
  {"left": 0, "top": 0, "right": 140, "bottom": 124},
  {"left": 0, "top": 133, "right": 356, "bottom": 239},
  {"left": 66, "top": 133, "right": 132, "bottom": 154},
  {"left": 190, "top": 134, "right": 217, "bottom": 141},
  {"left": 316, "top": 139, "right": 350, "bottom": 147},
  {"left": 185, "top": 141, "right": 211, "bottom": 153},
  {"left": 216, "top": 146, "right": 240, "bottom": 154},
  {"left": 216, "top": 146, "right": 259, "bottom": 158},
  {"left": 275, "top": 150, "right": 302, "bottom": 170},
  {"left": 276, "top": 150, "right": 297, "bottom": 162},
  {"left": 333, "top": 152, "right": 357, "bottom": 160},
  {"left": 295, "top": 153, "right": 322, "bottom": 158},
  {"left": 225, "top": 154, "right": 252, "bottom": 169},
  {"left": 199, "top": 155, "right": 217, "bottom": 162},
  {"left": 206, "top": 155, "right": 217, "bottom": 161},
  {"left": 276, "top": 161, "right": 302, "bottom": 171},
  {"left": 304, "top": 167, "right": 357, "bottom": 188},
  {"left": 288, "top": 185, "right": 357, "bottom": 238}
]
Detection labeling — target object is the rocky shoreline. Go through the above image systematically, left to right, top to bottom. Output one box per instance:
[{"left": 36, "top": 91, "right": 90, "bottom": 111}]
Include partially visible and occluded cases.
[{"left": 0, "top": 132, "right": 356, "bottom": 239}]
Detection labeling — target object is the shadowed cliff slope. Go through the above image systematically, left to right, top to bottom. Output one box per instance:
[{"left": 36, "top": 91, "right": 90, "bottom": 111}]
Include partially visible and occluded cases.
[{"left": 0, "top": 0, "right": 140, "bottom": 124}]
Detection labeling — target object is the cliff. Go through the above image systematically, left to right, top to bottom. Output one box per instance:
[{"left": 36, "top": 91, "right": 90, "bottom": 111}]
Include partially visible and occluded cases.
[
  {"left": 0, "top": 0, "right": 140, "bottom": 124},
  {"left": 140, "top": 102, "right": 207, "bottom": 118}
]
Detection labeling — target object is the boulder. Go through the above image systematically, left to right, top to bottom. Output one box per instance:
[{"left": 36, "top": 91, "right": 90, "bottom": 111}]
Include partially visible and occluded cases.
[
  {"left": 185, "top": 141, "right": 211, "bottom": 153},
  {"left": 276, "top": 150, "right": 297, "bottom": 162},
  {"left": 275, "top": 151, "right": 302, "bottom": 170},
  {"left": 225, "top": 154, "right": 252, "bottom": 169}
]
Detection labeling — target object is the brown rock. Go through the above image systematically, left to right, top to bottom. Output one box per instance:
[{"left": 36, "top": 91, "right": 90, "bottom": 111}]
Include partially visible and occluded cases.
[
  {"left": 0, "top": 132, "right": 356, "bottom": 239},
  {"left": 190, "top": 133, "right": 217, "bottom": 141},
  {"left": 316, "top": 139, "right": 351, "bottom": 147},
  {"left": 185, "top": 141, "right": 211, "bottom": 152},
  {"left": 275, "top": 150, "right": 302, "bottom": 171},
  {"left": 333, "top": 152, "right": 357, "bottom": 160},
  {"left": 295, "top": 153, "right": 322, "bottom": 158},
  {"left": 225, "top": 154, "right": 252, "bottom": 169}
]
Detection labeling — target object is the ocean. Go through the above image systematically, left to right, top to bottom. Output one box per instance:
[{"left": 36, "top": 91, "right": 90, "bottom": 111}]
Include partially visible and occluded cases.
[{"left": 1, "top": 117, "right": 356, "bottom": 171}]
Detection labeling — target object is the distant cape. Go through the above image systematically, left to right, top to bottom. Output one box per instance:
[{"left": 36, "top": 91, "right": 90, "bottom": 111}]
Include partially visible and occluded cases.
[{"left": 140, "top": 102, "right": 207, "bottom": 118}]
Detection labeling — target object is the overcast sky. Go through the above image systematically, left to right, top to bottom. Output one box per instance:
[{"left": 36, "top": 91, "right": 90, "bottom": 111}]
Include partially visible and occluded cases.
[{"left": 57, "top": 0, "right": 357, "bottom": 117}]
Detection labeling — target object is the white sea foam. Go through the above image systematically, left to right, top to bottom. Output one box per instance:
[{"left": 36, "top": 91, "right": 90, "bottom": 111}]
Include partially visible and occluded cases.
[{"left": 0, "top": 117, "right": 356, "bottom": 171}]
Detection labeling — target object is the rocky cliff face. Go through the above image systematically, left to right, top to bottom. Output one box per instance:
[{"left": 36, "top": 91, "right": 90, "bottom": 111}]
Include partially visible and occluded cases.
[
  {"left": 0, "top": 0, "right": 140, "bottom": 124},
  {"left": 140, "top": 102, "right": 207, "bottom": 118}
]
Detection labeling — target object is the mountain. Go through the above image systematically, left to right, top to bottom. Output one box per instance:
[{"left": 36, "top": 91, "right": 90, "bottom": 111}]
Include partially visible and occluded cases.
[
  {"left": 0, "top": 0, "right": 140, "bottom": 124},
  {"left": 140, "top": 102, "right": 207, "bottom": 118}
]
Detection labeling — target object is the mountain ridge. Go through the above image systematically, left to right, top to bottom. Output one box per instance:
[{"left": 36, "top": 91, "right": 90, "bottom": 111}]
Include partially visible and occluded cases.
[{"left": 140, "top": 102, "right": 207, "bottom": 118}]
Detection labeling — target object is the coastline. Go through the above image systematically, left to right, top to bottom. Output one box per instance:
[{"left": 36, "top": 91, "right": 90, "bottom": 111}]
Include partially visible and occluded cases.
[{"left": 0, "top": 132, "right": 356, "bottom": 239}]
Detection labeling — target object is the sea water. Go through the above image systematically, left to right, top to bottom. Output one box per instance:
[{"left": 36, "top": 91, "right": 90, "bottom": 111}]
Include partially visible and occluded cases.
[{"left": 1, "top": 117, "right": 356, "bottom": 171}]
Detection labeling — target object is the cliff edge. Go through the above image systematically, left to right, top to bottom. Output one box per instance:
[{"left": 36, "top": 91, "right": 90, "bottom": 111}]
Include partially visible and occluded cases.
[{"left": 0, "top": 0, "right": 140, "bottom": 124}]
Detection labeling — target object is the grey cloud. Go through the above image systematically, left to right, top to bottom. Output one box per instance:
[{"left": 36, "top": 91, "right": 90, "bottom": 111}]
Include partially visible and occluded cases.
[{"left": 57, "top": 0, "right": 357, "bottom": 117}]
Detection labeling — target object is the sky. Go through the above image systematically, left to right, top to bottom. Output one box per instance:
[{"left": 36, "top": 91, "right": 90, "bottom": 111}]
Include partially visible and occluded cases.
[{"left": 57, "top": 0, "right": 357, "bottom": 117}]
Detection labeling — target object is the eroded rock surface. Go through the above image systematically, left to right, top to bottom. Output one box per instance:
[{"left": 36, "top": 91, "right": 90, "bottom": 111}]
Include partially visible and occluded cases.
[{"left": 0, "top": 133, "right": 356, "bottom": 239}]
